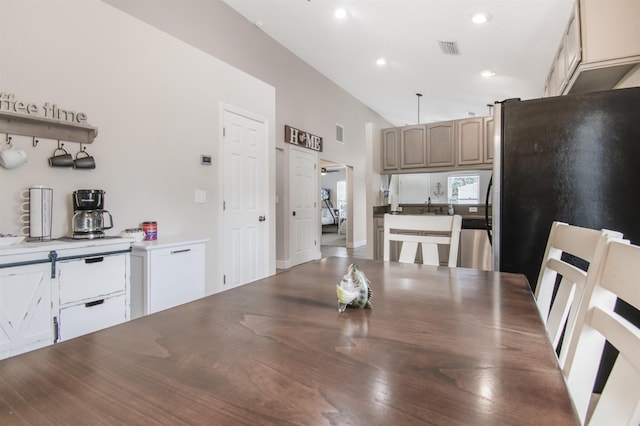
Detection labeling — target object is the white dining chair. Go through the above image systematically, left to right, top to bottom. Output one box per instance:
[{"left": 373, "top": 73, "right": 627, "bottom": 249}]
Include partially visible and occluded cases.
[
  {"left": 383, "top": 213, "right": 462, "bottom": 267},
  {"left": 534, "top": 221, "right": 623, "bottom": 369},
  {"left": 562, "top": 239, "right": 640, "bottom": 425}
]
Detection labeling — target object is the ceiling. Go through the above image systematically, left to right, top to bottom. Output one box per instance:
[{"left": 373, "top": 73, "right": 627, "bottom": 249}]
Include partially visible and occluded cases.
[{"left": 222, "top": 0, "right": 575, "bottom": 126}]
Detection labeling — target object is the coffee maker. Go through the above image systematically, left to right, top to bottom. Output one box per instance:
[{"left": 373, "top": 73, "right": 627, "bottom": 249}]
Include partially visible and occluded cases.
[{"left": 71, "top": 189, "right": 113, "bottom": 239}]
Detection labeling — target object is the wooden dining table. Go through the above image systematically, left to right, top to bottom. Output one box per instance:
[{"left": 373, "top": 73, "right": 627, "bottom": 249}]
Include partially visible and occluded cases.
[{"left": 0, "top": 257, "right": 579, "bottom": 425}]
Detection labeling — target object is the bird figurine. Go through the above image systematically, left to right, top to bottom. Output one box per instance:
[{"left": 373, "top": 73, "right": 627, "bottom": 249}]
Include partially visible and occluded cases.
[{"left": 336, "top": 263, "right": 372, "bottom": 312}]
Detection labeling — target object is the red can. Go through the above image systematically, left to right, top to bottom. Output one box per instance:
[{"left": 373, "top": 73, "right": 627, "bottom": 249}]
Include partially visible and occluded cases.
[{"left": 142, "top": 221, "right": 157, "bottom": 241}]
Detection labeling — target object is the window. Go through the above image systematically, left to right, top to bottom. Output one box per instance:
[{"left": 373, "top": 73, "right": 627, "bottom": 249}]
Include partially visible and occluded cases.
[{"left": 448, "top": 175, "right": 479, "bottom": 204}]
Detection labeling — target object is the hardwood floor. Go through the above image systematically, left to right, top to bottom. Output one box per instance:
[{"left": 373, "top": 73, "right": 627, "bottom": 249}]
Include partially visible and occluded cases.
[
  {"left": 276, "top": 244, "right": 369, "bottom": 274},
  {"left": 320, "top": 244, "right": 368, "bottom": 259}
]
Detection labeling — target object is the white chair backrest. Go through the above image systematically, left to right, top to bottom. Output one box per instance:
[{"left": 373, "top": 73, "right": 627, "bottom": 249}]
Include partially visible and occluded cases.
[
  {"left": 383, "top": 214, "right": 462, "bottom": 267},
  {"left": 534, "top": 221, "right": 623, "bottom": 368},
  {"left": 563, "top": 239, "right": 639, "bottom": 425}
]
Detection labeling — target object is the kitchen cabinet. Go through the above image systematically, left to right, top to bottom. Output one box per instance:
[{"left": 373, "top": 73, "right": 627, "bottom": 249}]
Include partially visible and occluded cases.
[
  {"left": 544, "top": 0, "right": 640, "bottom": 96},
  {"left": 380, "top": 117, "right": 492, "bottom": 174},
  {"left": 484, "top": 117, "right": 494, "bottom": 163},
  {"left": 456, "top": 118, "right": 484, "bottom": 166},
  {"left": 426, "top": 121, "right": 455, "bottom": 168},
  {"left": 400, "top": 125, "right": 428, "bottom": 169},
  {"left": 381, "top": 128, "right": 399, "bottom": 171},
  {"left": 0, "top": 238, "right": 132, "bottom": 357},
  {"left": 130, "top": 238, "right": 207, "bottom": 317},
  {"left": 56, "top": 252, "right": 129, "bottom": 342},
  {"left": 0, "top": 263, "right": 53, "bottom": 359}
]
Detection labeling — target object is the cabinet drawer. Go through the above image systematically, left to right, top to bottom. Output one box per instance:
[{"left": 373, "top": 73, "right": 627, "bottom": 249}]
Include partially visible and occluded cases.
[
  {"left": 147, "top": 244, "right": 205, "bottom": 314},
  {"left": 58, "top": 254, "right": 127, "bottom": 305},
  {"left": 59, "top": 294, "right": 126, "bottom": 341}
]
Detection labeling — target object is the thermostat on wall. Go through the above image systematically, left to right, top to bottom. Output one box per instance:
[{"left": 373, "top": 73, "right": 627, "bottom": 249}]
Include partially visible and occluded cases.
[{"left": 201, "top": 155, "right": 212, "bottom": 166}]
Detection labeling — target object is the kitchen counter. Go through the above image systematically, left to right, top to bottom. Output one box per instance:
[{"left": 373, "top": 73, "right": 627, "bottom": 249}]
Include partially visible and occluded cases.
[{"left": 0, "top": 237, "right": 134, "bottom": 265}]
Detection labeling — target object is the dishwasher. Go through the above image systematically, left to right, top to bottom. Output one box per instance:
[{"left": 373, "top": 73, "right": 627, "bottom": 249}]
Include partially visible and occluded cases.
[{"left": 459, "top": 217, "right": 493, "bottom": 270}]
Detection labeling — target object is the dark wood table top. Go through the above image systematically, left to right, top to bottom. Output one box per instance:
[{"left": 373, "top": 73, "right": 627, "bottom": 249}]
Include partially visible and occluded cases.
[{"left": 0, "top": 257, "right": 579, "bottom": 425}]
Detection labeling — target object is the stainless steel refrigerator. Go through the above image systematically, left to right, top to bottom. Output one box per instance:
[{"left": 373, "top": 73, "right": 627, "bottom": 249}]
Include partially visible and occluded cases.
[{"left": 491, "top": 86, "right": 640, "bottom": 391}]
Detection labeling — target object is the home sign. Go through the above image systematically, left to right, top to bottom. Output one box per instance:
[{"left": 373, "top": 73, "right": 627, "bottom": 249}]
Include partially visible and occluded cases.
[
  {"left": 0, "top": 92, "right": 89, "bottom": 124},
  {"left": 285, "top": 125, "right": 323, "bottom": 152}
]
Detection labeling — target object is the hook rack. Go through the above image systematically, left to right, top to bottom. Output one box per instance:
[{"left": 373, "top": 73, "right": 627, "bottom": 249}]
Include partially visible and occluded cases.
[
  {"left": 0, "top": 110, "right": 98, "bottom": 144},
  {"left": 5, "top": 134, "right": 11, "bottom": 144},
  {"left": 32, "top": 137, "right": 39, "bottom": 147}
]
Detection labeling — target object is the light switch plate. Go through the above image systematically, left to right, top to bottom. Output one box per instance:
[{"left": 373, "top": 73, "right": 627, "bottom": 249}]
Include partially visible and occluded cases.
[
  {"left": 195, "top": 190, "right": 207, "bottom": 203},
  {"left": 469, "top": 206, "right": 478, "bottom": 213}
]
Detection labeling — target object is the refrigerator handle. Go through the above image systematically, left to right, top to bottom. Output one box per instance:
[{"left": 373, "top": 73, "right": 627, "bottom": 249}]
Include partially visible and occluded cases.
[{"left": 485, "top": 174, "right": 492, "bottom": 246}]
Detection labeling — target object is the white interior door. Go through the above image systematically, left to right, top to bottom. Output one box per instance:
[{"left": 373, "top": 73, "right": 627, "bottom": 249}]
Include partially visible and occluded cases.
[
  {"left": 223, "top": 109, "right": 268, "bottom": 289},
  {"left": 289, "top": 147, "right": 319, "bottom": 266}
]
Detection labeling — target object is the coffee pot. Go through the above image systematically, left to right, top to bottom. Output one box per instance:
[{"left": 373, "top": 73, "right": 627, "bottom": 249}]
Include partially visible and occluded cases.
[
  {"left": 71, "top": 189, "right": 113, "bottom": 239},
  {"left": 72, "top": 210, "right": 113, "bottom": 236}
]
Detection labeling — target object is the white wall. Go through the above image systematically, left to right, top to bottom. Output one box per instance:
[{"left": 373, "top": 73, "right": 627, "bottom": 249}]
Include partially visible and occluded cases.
[
  {"left": 0, "top": 0, "right": 276, "bottom": 295},
  {"left": 102, "top": 0, "right": 392, "bottom": 262}
]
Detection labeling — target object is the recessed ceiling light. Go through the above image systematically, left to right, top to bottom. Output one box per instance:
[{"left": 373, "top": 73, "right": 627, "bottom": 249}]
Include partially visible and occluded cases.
[
  {"left": 334, "top": 8, "right": 347, "bottom": 19},
  {"left": 471, "top": 12, "right": 491, "bottom": 24},
  {"left": 376, "top": 58, "right": 387, "bottom": 66},
  {"left": 481, "top": 70, "right": 496, "bottom": 77}
]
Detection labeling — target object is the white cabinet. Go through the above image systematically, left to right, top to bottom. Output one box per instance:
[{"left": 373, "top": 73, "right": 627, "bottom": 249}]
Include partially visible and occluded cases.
[
  {"left": 0, "top": 238, "right": 132, "bottom": 356},
  {"left": 131, "top": 238, "right": 207, "bottom": 317},
  {"left": 56, "top": 252, "right": 129, "bottom": 342},
  {"left": 0, "top": 263, "right": 53, "bottom": 359},
  {"left": 59, "top": 294, "right": 126, "bottom": 341}
]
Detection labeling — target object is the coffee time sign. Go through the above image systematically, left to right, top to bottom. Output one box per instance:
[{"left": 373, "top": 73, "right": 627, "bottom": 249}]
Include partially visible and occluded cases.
[
  {"left": 0, "top": 92, "right": 89, "bottom": 124},
  {"left": 285, "top": 125, "right": 323, "bottom": 152}
]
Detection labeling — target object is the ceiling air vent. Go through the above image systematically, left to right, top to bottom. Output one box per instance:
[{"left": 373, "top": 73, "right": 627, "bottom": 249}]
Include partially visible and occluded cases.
[{"left": 438, "top": 40, "right": 460, "bottom": 55}]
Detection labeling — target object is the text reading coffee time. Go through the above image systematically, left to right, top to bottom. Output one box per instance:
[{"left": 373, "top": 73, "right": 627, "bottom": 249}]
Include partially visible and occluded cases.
[{"left": 0, "top": 92, "right": 88, "bottom": 124}]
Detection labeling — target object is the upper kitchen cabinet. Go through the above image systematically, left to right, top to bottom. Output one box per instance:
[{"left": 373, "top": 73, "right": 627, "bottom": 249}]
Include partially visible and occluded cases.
[
  {"left": 544, "top": 0, "right": 640, "bottom": 96},
  {"left": 380, "top": 117, "right": 492, "bottom": 174},
  {"left": 484, "top": 117, "right": 494, "bottom": 164},
  {"left": 456, "top": 118, "right": 483, "bottom": 166},
  {"left": 426, "top": 121, "right": 455, "bottom": 168},
  {"left": 400, "top": 125, "right": 428, "bottom": 169},
  {"left": 381, "top": 128, "right": 400, "bottom": 171}
]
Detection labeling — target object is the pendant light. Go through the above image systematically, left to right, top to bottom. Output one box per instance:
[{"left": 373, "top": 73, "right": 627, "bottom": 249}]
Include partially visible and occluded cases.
[{"left": 416, "top": 93, "right": 422, "bottom": 124}]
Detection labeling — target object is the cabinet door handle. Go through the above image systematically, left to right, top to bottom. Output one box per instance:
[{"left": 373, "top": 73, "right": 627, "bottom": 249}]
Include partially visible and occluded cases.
[
  {"left": 171, "top": 248, "right": 191, "bottom": 255},
  {"left": 85, "top": 256, "right": 104, "bottom": 264},
  {"left": 85, "top": 299, "right": 105, "bottom": 308}
]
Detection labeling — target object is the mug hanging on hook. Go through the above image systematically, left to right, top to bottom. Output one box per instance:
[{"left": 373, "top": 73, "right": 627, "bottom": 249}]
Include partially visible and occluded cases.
[
  {"left": 0, "top": 134, "right": 28, "bottom": 169},
  {"left": 49, "top": 141, "right": 73, "bottom": 167},
  {"left": 73, "top": 144, "right": 96, "bottom": 169}
]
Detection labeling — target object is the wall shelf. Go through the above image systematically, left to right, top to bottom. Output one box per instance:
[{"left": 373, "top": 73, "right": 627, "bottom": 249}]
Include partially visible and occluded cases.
[{"left": 0, "top": 110, "right": 98, "bottom": 144}]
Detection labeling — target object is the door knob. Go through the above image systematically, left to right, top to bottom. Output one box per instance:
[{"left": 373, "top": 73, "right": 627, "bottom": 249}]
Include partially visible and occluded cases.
[
  {"left": 292, "top": 211, "right": 296, "bottom": 216},
  {"left": 258, "top": 215, "right": 266, "bottom": 222}
]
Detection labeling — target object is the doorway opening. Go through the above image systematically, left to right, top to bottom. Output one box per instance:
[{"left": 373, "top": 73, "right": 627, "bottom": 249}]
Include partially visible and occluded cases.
[{"left": 320, "top": 161, "right": 347, "bottom": 248}]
